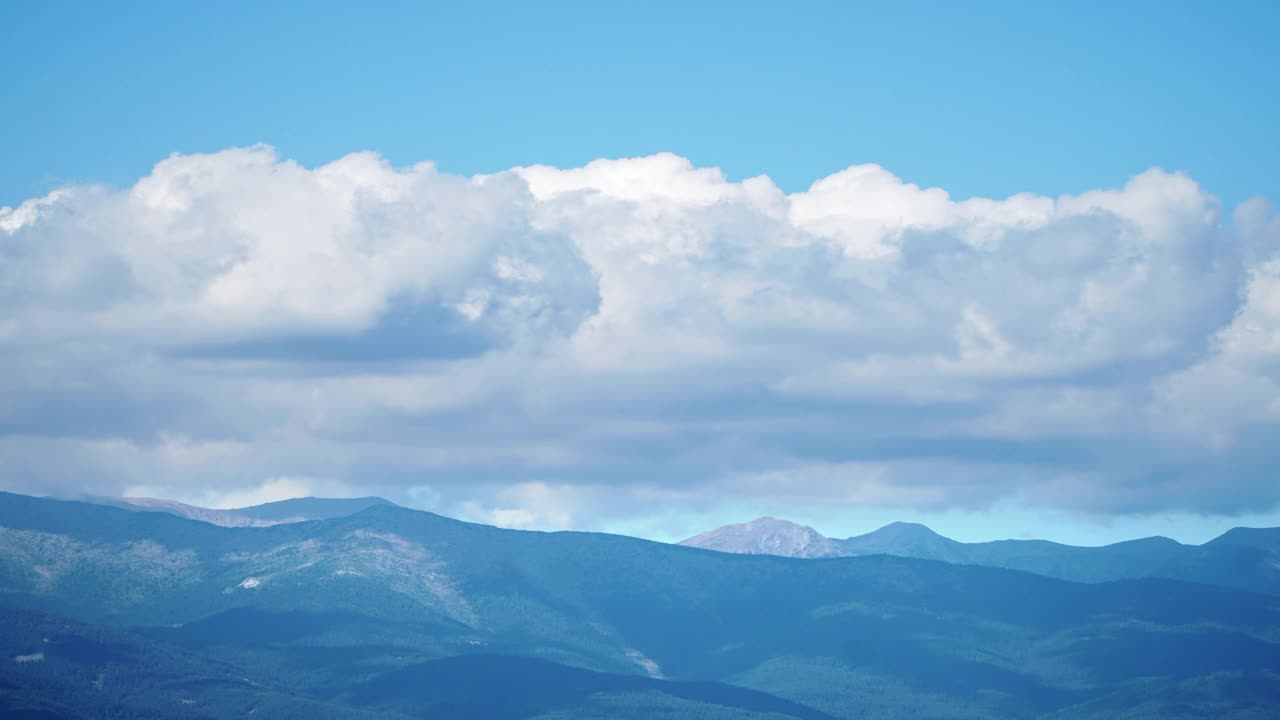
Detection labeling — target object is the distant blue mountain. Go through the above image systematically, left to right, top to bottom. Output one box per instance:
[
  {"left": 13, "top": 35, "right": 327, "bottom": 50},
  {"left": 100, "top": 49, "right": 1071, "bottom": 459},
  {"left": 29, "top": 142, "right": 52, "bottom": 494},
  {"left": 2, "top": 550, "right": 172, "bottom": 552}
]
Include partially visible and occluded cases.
[
  {"left": 80, "top": 494, "right": 395, "bottom": 527},
  {"left": 682, "top": 516, "right": 1280, "bottom": 595}
]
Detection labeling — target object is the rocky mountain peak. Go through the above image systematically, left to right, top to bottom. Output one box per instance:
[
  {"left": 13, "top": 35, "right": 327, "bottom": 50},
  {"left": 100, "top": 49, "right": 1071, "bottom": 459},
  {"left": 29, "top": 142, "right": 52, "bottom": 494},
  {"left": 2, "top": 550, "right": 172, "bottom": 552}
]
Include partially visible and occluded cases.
[{"left": 679, "top": 516, "right": 847, "bottom": 558}]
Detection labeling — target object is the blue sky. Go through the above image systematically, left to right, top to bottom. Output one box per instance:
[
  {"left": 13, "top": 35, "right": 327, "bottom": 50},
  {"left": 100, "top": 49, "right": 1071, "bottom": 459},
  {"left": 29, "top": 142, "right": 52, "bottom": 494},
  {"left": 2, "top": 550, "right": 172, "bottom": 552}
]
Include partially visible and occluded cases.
[
  {"left": 4, "top": 1, "right": 1277, "bottom": 208},
  {"left": 3, "top": 2, "right": 1280, "bottom": 545}
]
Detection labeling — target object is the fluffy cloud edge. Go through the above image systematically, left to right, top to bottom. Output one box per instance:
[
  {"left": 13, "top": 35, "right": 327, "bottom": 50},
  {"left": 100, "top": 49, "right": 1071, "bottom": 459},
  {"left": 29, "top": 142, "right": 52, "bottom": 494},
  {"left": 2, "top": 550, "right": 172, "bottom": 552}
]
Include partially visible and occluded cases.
[{"left": 2, "top": 147, "right": 1278, "bottom": 527}]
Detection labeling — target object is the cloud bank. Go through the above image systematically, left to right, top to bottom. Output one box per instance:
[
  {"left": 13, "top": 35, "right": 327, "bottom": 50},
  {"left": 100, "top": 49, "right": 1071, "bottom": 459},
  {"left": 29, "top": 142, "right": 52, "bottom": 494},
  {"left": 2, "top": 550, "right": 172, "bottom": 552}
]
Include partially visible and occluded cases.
[{"left": 2, "top": 147, "right": 1278, "bottom": 530}]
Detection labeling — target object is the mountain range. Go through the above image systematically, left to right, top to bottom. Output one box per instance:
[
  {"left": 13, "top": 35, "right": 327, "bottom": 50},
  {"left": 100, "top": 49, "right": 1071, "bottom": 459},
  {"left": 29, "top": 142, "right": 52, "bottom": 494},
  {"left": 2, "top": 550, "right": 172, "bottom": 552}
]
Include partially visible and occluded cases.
[
  {"left": 2, "top": 491, "right": 1279, "bottom": 719},
  {"left": 78, "top": 495, "right": 394, "bottom": 527},
  {"left": 681, "top": 517, "right": 1280, "bottom": 595}
]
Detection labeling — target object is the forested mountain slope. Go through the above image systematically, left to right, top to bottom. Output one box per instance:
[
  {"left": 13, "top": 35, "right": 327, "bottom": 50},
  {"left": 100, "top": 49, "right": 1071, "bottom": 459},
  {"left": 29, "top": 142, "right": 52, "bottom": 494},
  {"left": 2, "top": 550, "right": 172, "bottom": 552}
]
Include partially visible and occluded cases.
[{"left": 2, "top": 492, "right": 1278, "bottom": 719}]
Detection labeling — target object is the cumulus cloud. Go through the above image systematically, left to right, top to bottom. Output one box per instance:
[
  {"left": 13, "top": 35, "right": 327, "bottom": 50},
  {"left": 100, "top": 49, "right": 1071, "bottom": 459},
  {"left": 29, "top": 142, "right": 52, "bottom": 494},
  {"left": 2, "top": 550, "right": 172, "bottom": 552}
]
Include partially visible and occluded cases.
[
  {"left": 0, "top": 147, "right": 597, "bottom": 349},
  {"left": 1, "top": 147, "right": 1278, "bottom": 528}
]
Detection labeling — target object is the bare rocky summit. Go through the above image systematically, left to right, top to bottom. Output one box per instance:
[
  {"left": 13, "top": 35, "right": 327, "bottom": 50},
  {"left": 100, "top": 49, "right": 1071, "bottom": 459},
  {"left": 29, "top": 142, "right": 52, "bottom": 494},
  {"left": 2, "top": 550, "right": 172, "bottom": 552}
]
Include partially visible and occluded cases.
[{"left": 679, "top": 517, "right": 848, "bottom": 558}]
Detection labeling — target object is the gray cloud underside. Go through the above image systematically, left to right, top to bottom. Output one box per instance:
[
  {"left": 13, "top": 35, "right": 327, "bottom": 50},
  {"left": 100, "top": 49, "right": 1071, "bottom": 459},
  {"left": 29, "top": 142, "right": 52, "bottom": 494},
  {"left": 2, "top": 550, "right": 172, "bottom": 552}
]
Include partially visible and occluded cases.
[{"left": 2, "top": 148, "right": 1279, "bottom": 527}]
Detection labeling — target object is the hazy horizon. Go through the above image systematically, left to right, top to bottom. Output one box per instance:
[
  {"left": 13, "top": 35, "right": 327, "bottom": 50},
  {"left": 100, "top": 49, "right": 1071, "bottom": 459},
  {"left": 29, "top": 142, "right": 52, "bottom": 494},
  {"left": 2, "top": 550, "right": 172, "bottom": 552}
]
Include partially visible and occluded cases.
[{"left": 32, "top": 488, "right": 1280, "bottom": 549}]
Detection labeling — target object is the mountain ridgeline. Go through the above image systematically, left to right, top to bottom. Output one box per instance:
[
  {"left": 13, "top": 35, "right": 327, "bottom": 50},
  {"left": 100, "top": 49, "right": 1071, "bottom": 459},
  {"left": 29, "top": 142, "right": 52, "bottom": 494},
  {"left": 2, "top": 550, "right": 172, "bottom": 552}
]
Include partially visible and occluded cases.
[
  {"left": 1, "top": 491, "right": 1279, "bottom": 719},
  {"left": 81, "top": 495, "right": 396, "bottom": 528},
  {"left": 680, "top": 517, "right": 1280, "bottom": 596}
]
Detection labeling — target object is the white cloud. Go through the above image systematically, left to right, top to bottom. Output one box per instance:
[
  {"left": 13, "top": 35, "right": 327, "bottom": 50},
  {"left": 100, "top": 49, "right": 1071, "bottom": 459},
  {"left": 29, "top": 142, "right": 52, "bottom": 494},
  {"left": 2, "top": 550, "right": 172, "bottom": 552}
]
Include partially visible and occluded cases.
[
  {"left": 1, "top": 147, "right": 597, "bottom": 348},
  {"left": 2, "top": 147, "right": 1278, "bottom": 523},
  {"left": 1156, "top": 258, "right": 1280, "bottom": 446},
  {"left": 123, "top": 475, "right": 361, "bottom": 510},
  {"left": 197, "top": 477, "right": 323, "bottom": 509}
]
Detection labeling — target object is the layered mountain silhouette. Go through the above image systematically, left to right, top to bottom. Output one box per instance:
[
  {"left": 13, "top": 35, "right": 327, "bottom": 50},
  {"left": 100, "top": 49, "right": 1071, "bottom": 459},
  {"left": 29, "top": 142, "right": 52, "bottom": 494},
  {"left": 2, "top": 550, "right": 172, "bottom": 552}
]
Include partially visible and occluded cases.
[
  {"left": 2, "top": 491, "right": 1279, "bottom": 719},
  {"left": 77, "top": 494, "right": 395, "bottom": 527},
  {"left": 681, "top": 517, "right": 1280, "bottom": 595}
]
